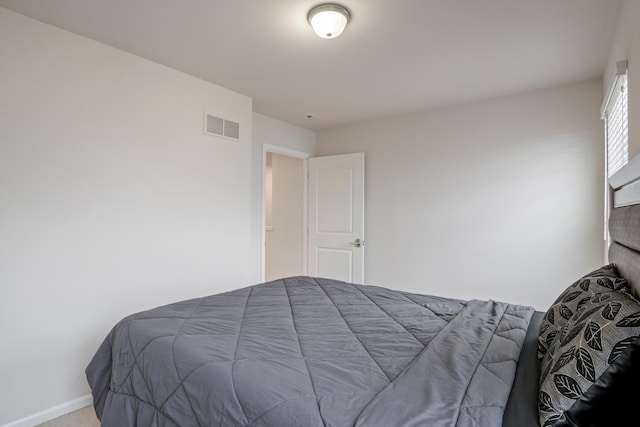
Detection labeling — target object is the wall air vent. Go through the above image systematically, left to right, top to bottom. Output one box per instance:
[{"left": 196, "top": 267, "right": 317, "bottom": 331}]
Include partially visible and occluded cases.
[{"left": 204, "top": 113, "right": 240, "bottom": 140}]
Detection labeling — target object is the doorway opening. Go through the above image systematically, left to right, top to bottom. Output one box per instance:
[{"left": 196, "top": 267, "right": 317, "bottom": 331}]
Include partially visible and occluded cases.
[{"left": 263, "top": 147, "right": 309, "bottom": 282}]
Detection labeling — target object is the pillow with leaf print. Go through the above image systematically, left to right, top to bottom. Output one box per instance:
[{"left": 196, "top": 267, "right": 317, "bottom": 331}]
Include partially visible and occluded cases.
[
  {"left": 537, "top": 264, "right": 629, "bottom": 360},
  {"left": 538, "top": 289, "right": 640, "bottom": 427},
  {"left": 550, "top": 334, "right": 640, "bottom": 427}
]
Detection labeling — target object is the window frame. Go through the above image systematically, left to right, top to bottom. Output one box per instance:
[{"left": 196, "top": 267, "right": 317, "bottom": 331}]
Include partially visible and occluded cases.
[{"left": 602, "top": 60, "right": 629, "bottom": 241}]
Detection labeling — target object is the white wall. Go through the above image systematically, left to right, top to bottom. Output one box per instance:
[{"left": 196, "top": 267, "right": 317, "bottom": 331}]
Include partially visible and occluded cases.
[
  {"left": 604, "top": 0, "right": 640, "bottom": 158},
  {"left": 0, "top": 8, "right": 257, "bottom": 425},
  {"left": 317, "top": 79, "right": 605, "bottom": 310},
  {"left": 253, "top": 113, "right": 317, "bottom": 155},
  {"left": 266, "top": 153, "right": 305, "bottom": 281}
]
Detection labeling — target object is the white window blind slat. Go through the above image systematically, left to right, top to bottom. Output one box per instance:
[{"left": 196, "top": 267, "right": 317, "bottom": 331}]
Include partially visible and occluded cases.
[{"left": 606, "top": 75, "right": 628, "bottom": 178}]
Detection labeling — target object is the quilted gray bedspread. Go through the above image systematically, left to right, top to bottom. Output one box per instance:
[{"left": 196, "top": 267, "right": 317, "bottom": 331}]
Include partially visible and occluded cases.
[{"left": 86, "top": 276, "right": 534, "bottom": 426}]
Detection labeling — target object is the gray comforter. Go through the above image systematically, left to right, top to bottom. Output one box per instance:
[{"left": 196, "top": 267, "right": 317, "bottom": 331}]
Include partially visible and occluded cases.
[{"left": 86, "top": 276, "right": 534, "bottom": 426}]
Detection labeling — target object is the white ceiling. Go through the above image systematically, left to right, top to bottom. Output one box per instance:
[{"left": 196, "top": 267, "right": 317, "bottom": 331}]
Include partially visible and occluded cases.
[{"left": 0, "top": 0, "right": 623, "bottom": 131}]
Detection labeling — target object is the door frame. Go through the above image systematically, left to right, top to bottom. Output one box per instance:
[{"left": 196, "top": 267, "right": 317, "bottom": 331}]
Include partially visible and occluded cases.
[{"left": 261, "top": 144, "right": 312, "bottom": 282}]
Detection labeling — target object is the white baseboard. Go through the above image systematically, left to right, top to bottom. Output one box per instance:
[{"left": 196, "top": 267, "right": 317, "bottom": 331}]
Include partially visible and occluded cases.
[{"left": 2, "top": 395, "right": 93, "bottom": 427}]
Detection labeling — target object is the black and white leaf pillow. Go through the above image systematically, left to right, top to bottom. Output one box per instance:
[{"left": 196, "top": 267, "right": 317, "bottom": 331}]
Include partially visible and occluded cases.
[
  {"left": 537, "top": 265, "right": 628, "bottom": 360},
  {"left": 538, "top": 289, "right": 640, "bottom": 427},
  {"left": 563, "top": 291, "right": 582, "bottom": 303},
  {"left": 576, "top": 296, "right": 591, "bottom": 313},
  {"left": 602, "top": 302, "right": 622, "bottom": 320},
  {"left": 559, "top": 304, "right": 573, "bottom": 320},
  {"left": 616, "top": 311, "right": 640, "bottom": 327},
  {"left": 559, "top": 322, "right": 585, "bottom": 348},
  {"left": 584, "top": 322, "right": 603, "bottom": 351},
  {"left": 546, "top": 330, "right": 559, "bottom": 347},
  {"left": 608, "top": 337, "right": 636, "bottom": 364},
  {"left": 575, "top": 348, "right": 595, "bottom": 382},
  {"left": 554, "top": 374, "right": 583, "bottom": 399},
  {"left": 539, "top": 390, "right": 555, "bottom": 412},
  {"left": 543, "top": 414, "right": 562, "bottom": 427}
]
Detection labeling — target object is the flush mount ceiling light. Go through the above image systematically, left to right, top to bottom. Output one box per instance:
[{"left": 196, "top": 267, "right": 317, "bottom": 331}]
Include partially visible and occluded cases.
[{"left": 307, "top": 3, "right": 350, "bottom": 39}]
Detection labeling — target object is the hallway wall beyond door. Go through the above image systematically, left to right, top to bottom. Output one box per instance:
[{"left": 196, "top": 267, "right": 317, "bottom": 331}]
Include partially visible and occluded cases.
[{"left": 265, "top": 153, "right": 304, "bottom": 281}]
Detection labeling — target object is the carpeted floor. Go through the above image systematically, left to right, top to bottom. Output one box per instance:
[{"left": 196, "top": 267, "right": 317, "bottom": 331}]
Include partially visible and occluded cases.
[{"left": 37, "top": 406, "right": 99, "bottom": 427}]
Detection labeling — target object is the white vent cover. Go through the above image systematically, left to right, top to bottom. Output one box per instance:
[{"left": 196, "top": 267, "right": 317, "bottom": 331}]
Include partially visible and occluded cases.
[{"left": 204, "top": 113, "right": 240, "bottom": 140}]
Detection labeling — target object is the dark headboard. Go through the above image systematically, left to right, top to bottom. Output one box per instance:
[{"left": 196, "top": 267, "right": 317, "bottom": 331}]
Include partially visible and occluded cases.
[{"left": 609, "top": 155, "right": 640, "bottom": 296}]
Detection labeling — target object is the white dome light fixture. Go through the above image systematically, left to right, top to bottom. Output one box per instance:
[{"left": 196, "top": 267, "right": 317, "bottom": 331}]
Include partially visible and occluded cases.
[{"left": 307, "top": 3, "right": 350, "bottom": 39}]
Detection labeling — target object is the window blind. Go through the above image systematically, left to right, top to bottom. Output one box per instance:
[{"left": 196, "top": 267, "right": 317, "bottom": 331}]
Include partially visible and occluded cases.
[
  {"left": 603, "top": 61, "right": 629, "bottom": 178},
  {"left": 606, "top": 76, "right": 628, "bottom": 178}
]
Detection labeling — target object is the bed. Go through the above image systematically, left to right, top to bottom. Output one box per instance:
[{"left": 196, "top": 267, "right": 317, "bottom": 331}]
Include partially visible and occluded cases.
[{"left": 86, "top": 157, "right": 640, "bottom": 427}]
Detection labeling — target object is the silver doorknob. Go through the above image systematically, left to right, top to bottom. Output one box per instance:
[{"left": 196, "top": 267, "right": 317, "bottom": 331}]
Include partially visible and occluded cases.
[{"left": 351, "top": 238, "right": 365, "bottom": 248}]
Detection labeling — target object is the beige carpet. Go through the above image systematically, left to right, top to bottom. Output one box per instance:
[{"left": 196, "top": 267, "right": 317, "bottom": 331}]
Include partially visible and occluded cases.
[{"left": 37, "top": 406, "right": 99, "bottom": 427}]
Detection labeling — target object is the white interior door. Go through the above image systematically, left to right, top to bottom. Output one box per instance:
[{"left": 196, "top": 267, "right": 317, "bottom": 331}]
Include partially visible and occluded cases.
[{"left": 308, "top": 152, "right": 365, "bottom": 284}]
